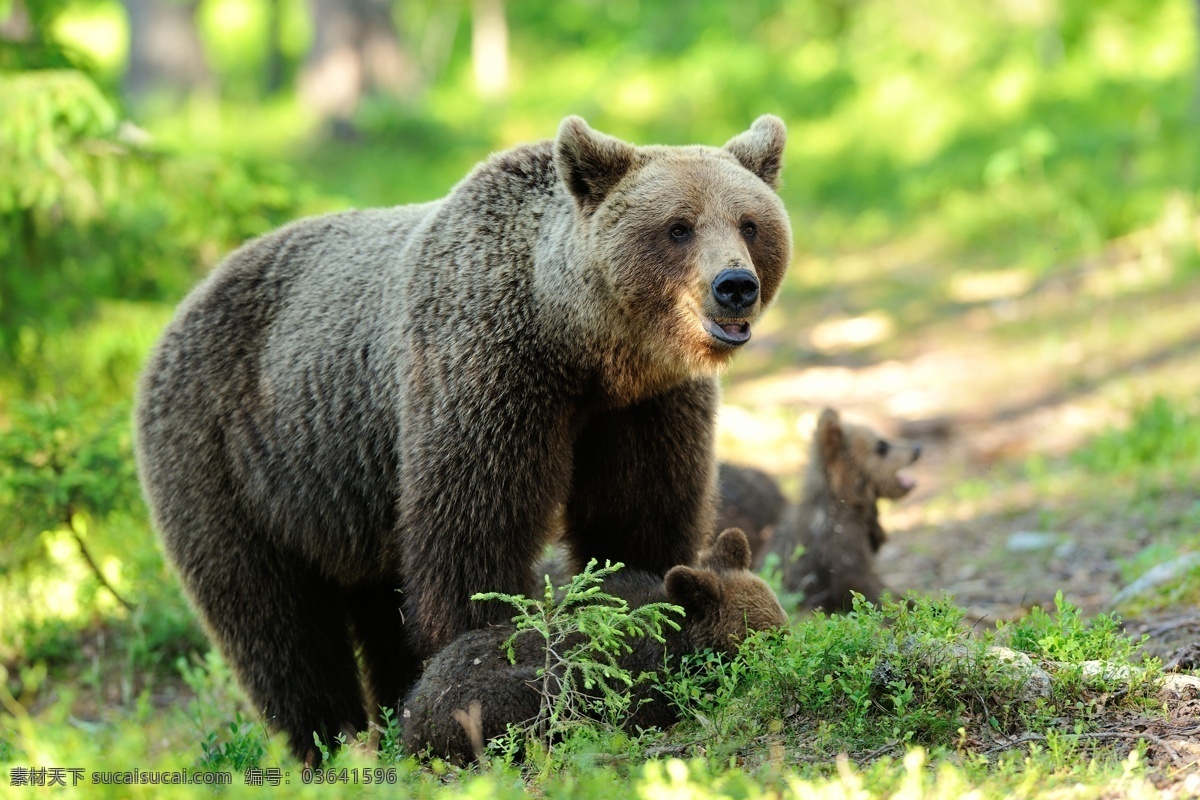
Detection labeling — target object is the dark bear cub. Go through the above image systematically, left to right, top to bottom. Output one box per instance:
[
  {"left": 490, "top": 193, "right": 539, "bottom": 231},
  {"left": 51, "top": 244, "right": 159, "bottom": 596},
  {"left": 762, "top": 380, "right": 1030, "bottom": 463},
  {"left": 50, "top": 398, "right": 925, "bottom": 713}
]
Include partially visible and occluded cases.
[
  {"left": 764, "top": 408, "right": 920, "bottom": 612},
  {"left": 715, "top": 462, "right": 788, "bottom": 565},
  {"left": 401, "top": 528, "right": 787, "bottom": 762}
]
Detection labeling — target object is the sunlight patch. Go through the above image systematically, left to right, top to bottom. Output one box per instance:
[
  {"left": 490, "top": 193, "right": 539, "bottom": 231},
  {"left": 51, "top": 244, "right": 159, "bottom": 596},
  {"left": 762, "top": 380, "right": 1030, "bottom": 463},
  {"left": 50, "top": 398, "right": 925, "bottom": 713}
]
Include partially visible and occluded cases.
[
  {"left": 51, "top": 2, "right": 128, "bottom": 74},
  {"left": 988, "top": 63, "right": 1034, "bottom": 115},
  {"left": 610, "top": 75, "right": 661, "bottom": 123},
  {"left": 1081, "top": 251, "right": 1173, "bottom": 299},
  {"left": 948, "top": 268, "right": 1033, "bottom": 303},
  {"left": 810, "top": 312, "right": 894, "bottom": 352},
  {"left": 714, "top": 405, "right": 811, "bottom": 485},
  {"left": 717, "top": 405, "right": 784, "bottom": 445},
  {"left": 34, "top": 530, "right": 92, "bottom": 620}
]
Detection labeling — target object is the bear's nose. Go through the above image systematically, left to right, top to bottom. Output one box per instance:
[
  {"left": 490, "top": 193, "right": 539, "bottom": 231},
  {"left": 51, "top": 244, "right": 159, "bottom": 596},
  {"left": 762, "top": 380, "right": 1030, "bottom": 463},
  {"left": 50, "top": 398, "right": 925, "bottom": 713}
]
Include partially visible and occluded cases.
[{"left": 711, "top": 269, "right": 760, "bottom": 313}]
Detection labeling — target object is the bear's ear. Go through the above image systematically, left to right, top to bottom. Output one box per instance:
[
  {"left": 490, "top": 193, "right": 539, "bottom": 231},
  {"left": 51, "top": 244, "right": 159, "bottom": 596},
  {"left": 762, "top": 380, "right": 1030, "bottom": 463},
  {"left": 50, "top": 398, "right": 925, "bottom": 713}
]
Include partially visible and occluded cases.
[
  {"left": 723, "top": 115, "right": 787, "bottom": 190},
  {"left": 555, "top": 116, "right": 637, "bottom": 213},
  {"left": 817, "top": 407, "right": 844, "bottom": 467},
  {"left": 702, "top": 528, "right": 752, "bottom": 572},
  {"left": 665, "top": 565, "right": 721, "bottom": 617}
]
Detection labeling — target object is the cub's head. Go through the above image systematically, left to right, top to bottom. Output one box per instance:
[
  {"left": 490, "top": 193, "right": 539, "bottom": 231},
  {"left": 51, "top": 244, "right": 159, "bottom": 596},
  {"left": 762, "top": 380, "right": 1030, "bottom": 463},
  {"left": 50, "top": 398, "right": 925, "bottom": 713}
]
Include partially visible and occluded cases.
[
  {"left": 554, "top": 117, "right": 793, "bottom": 384},
  {"left": 813, "top": 408, "right": 921, "bottom": 505},
  {"left": 664, "top": 528, "right": 788, "bottom": 652}
]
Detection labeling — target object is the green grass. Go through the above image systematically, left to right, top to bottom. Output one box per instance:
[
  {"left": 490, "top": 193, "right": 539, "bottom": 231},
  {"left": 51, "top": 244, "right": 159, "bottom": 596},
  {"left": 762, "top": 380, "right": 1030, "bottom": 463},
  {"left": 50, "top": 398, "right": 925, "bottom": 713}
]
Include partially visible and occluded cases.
[
  {"left": 1075, "top": 395, "right": 1200, "bottom": 477},
  {"left": 0, "top": 591, "right": 1174, "bottom": 798}
]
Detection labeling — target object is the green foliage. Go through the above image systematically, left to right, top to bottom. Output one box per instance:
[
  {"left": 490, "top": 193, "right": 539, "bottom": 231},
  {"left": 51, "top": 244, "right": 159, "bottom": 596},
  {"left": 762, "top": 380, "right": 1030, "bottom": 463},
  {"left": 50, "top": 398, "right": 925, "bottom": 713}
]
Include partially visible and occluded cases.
[
  {"left": 423, "top": 0, "right": 1197, "bottom": 267},
  {"left": 0, "top": 68, "right": 309, "bottom": 390},
  {"left": 0, "top": 70, "right": 118, "bottom": 220},
  {"left": 1074, "top": 395, "right": 1200, "bottom": 475},
  {"left": 0, "top": 396, "right": 184, "bottom": 675},
  {"left": 0, "top": 398, "right": 138, "bottom": 575},
  {"left": 757, "top": 550, "right": 806, "bottom": 612},
  {"left": 473, "top": 561, "right": 682, "bottom": 771},
  {"left": 122, "top": 588, "right": 209, "bottom": 672},
  {"left": 999, "top": 591, "right": 1143, "bottom": 664},
  {"left": 996, "top": 592, "right": 1162, "bottom": 708},
  {"left": 665, "top": 593, "right": 1162, "bottom": 761},
  {"left": 669, "top": 595, "right": 1003, "bottom": 753},
  {"left": 12, "top": 617, "right": 82, "bottom": 668},
  {"left": 179, "top": 650, "right": 270, "bottom": 771},
  {"left": 375, "top": 705, "right": 404, "bottom": 763},
  {"left": 199, "top": 712, "right": 268, "bottom": 772}
]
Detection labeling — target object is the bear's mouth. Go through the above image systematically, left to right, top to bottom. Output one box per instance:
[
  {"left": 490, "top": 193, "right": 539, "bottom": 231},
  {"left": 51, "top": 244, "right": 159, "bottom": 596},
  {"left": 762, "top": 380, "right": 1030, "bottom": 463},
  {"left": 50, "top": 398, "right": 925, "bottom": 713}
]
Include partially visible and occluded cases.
[
  {"left": 704, "top": 318, "right": 752, "bottom": 346},
  {"left": 895, "top": 472, "right": 917, "bottom": 495}
]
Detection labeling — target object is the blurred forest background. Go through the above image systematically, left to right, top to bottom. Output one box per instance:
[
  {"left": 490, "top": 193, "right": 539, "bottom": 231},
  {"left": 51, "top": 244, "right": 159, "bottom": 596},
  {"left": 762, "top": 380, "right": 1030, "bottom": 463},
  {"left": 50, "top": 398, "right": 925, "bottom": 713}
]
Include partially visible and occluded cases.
[{"left": 3, "top": 0, "right": 1200, "bottom": 781}]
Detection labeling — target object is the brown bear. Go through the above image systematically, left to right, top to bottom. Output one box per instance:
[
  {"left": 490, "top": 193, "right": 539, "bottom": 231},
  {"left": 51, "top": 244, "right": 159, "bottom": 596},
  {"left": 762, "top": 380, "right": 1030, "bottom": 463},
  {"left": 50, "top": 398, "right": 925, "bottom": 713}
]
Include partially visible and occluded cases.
[
  {"left": 135, "top": 117, "right": 792, "bottom": 761},
  {"left": 764, "top": 408, "right": 920, "bottom": 612},
  {"left": 715, "top": 462, "right": 787, "bottom": 564},
  {"left": 401, "top": 528, "right": 787, "bottom": 763}
]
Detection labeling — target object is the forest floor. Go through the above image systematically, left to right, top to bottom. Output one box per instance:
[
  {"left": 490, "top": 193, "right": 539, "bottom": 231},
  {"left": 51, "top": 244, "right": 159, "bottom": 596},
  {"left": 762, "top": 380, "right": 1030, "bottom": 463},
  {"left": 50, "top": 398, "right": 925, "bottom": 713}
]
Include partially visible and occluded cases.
[{"left": 721, "top": 225, "right": 1200, "bottom": 660}]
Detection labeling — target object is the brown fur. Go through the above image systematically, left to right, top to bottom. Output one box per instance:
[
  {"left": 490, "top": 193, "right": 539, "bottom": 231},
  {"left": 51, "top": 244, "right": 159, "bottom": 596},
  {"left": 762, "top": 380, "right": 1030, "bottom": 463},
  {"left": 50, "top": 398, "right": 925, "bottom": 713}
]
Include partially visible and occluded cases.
[
  {"left": 135, "top": 118, "right": 791, "bottom": 761},
  {"left": 765, "top": 409, "right": 920, "bottom": 612},
  {"left": 714, "top": 462, "right": 787, "bottom": 565},
  {"left": 401, "top": 529, "right": 786, "bottom": 763}
]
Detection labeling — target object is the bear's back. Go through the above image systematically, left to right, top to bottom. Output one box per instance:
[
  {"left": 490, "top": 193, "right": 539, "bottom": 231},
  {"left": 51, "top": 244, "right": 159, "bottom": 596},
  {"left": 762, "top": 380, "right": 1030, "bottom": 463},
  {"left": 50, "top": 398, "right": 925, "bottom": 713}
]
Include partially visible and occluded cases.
[
  {"left": 137, "top": 136, "right": 576, "bottom": 581},
  {"left": 137, "top": 202, "right": 443, "bottom": 579}
]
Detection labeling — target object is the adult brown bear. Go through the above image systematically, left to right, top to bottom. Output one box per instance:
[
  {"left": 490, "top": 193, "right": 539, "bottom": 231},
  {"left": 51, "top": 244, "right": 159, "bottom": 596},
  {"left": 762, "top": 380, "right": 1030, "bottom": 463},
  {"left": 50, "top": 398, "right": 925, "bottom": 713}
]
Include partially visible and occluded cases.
[{"left": 135, "top": 117, "right": 792, "bottom": 761}]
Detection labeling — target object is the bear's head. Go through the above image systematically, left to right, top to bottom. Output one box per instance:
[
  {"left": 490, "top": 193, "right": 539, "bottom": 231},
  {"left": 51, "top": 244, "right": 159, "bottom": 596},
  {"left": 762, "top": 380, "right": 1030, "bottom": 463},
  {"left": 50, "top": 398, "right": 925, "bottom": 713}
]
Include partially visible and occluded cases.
[
  {"left": 554, "top": 117, "right": 793, "bottom": 393},
  {"left": 814, "top": 408, "right": 921, "bottom": 505},
  {"left": 664, "top": 527, "right": 788, "bottom": 651}
]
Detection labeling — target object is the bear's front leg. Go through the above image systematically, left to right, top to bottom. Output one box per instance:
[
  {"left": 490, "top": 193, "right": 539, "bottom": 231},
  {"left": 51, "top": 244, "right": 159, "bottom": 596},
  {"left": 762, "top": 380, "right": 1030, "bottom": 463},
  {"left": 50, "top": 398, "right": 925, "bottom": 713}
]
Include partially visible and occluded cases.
[
  {"left": 565, "top": 377, "right": 719, "bottom": 574},
  {"left": 397, "top": 386, "right": 576, "bottom": 657}
]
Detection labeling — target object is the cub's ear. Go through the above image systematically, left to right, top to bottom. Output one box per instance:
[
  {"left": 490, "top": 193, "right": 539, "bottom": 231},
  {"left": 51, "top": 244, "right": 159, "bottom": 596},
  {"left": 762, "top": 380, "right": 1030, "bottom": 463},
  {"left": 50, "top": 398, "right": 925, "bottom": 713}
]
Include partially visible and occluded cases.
[
  {"left": 723, "top": 115, "right": 787, "bottom": 190},
  {"left": 555, "top": 116, "right": 636, "bottom": 213},
  {"left": 817, "top": 407, "right": 844, "bottom": 467},
  {"left": 701, "top": 528, "right": 752, "bottom": 572},
  {"left": 665, "top": 565, "right": 721, "bottom": 617}
]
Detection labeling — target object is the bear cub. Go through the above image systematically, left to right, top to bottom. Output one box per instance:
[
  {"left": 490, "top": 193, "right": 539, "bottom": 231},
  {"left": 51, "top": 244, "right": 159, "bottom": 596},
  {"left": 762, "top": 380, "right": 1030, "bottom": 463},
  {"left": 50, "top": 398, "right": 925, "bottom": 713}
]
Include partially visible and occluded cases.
[
  {"left": 764, "top": 408, "right": 920, "bottom": 612},
  {"left": 714, "top": 462, "right": 788, "bottom": 564},
  {"left": 401, "top": 528, "right": 787, "bottom": 763}
]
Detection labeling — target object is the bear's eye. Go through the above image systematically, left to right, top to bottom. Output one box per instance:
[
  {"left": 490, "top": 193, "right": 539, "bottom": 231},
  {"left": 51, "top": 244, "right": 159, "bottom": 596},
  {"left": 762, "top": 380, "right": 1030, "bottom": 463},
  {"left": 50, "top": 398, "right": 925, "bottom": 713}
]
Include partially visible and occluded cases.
[
  {"left": 740, "top": 221, "right": 757, "bottom": 239},
  {"left": 669, "top": 223, "right": 693, "bottom": 242},
  {"left": 875, "top": 440, "right": 890, "bottom": 457}
]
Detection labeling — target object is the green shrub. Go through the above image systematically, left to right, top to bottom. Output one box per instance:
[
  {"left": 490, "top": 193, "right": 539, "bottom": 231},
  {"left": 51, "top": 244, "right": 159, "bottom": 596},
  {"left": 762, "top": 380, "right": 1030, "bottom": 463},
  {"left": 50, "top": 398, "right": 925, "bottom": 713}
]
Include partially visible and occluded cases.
[
  {"left": 0, "top": 399, "right": 139, "bottom": 583},
  {"left": 474, "top": 561, "right": 682, "bottom": 773},
  {"left": 999, "top": 591, "right": 1142, "bottom": 664},
  {"left": 664, "top": 593, "right": 1162, "bottom": 762},
  {"left": 179, "top": 651, "right": 270, "bottom": 771}
]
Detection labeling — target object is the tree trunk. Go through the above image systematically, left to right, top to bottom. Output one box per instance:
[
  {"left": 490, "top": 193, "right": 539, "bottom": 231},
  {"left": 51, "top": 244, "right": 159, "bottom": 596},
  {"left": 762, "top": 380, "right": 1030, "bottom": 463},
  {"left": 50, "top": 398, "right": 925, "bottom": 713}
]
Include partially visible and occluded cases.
[
  {"left": 0, "top": 0, "right": 31, "bottom": 42},
  {"left": 121, "top": 0, "right": 213, "bottom": 104},
  {"left": 264, "top": 0, "right": 284, "bottom": 94},
  {"left": 300, "top": 0, "right": 415, "bottom": 123},
  {"left": 471, "top": 0, "right": 507, "bottom": 98},
  {"left": 1194, "top": 0, "right": 1200, "bottom": 113}
]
